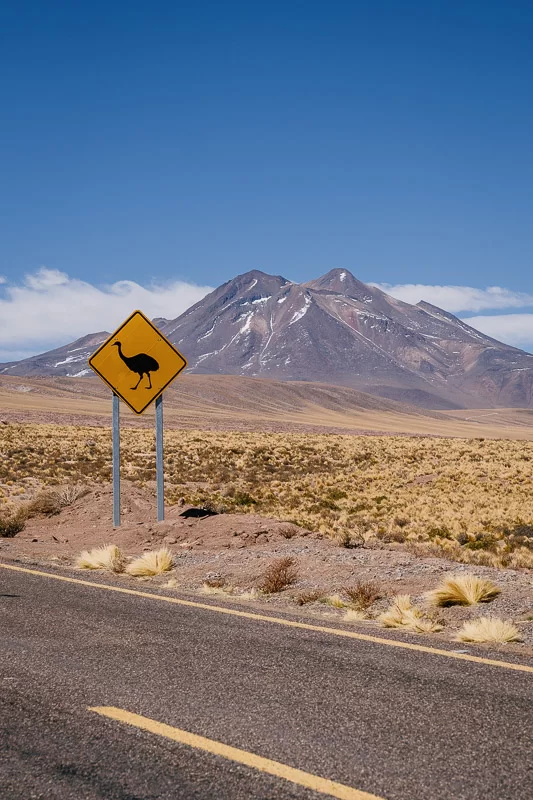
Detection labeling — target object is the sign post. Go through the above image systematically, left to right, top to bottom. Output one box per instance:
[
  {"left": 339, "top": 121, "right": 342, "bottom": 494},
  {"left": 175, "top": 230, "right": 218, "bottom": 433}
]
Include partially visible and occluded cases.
[
  {"left": 88, "top": 310, "right": 188, "bottom": 526},
  {"left": 112, "top": 393, "right": 121, "bottom": 527},
  {"left": 155, "top": 394, "right": 164, "bottom": 522}
]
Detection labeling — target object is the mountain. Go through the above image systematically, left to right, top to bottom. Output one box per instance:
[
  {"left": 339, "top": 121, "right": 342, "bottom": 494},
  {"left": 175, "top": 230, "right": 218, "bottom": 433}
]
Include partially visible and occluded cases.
[
  {"left": 3, "top": 268, "right": 533, "bottom": 409},
  {"left": 0, "top": 332, "right": 109, "bottom": 378}
]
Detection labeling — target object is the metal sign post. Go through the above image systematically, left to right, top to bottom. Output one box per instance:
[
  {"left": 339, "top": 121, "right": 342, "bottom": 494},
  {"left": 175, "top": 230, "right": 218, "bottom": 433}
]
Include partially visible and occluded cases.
[
  {"left": 89, "top": 309, "right": 187, "bottom": 526},
  {"left": 112, "top": 392, "right": 121, "bottom": 527},
  {"left": 155, "top": 394, "right": 164, "bottom": 522}
]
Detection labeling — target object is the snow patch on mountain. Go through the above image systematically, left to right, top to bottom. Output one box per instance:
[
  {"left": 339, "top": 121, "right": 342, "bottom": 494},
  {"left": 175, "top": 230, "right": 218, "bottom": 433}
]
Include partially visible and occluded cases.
[
  {"left": 289, "top": 295, "right": 311, "bottom": 325},
  {"left": 239, "top": 311, "right": 254, "bottom": 334},
  {"left": 198, "top": 320, "right": 217, "bottom": 340},
  {"left": 54, "top": 355, "right": 83, "bottom": 367}
]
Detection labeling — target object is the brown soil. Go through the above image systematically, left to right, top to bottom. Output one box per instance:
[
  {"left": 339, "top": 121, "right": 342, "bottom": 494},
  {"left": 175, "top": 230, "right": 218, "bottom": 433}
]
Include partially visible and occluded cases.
[{"left": 2, "top": 484, "right": 532, "bottom": 656}]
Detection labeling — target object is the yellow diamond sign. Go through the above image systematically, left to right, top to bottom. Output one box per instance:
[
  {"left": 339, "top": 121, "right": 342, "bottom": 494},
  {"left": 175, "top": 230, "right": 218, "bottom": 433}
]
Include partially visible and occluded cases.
[{"left": 88, "top": 310, "right": 187, "bottom": 415}]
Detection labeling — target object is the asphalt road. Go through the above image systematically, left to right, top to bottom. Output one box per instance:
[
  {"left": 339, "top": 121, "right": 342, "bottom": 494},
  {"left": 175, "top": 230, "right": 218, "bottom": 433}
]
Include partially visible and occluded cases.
[{"left": 0, "top": 563, "right": 532, "bottom": 800}]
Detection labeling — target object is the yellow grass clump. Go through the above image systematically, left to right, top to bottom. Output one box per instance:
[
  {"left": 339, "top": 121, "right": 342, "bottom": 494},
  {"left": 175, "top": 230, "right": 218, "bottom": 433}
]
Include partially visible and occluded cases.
[
  {"left": 76, "top": 544, "right": 124, "bottom": 572},
  {"left": 125, "top": 548, "right": 174, "bottom": 577},
  {"left": 428, "top": 573, "right": 501, "bottom": 607},
  {"left": 324, "top": 594, "right": 346, "bottom": 608},
  {"left": 379, "top": 594, "right": 443, "bottom": 633},
  {"left": 379, "top": 594, "right": 413, "bottom": 627},
  {"left": 344, "top": 608, "right": 367, "bottom": 623},
  {"left": 455, "top": 617, "right": 522, "bottom": 643}
]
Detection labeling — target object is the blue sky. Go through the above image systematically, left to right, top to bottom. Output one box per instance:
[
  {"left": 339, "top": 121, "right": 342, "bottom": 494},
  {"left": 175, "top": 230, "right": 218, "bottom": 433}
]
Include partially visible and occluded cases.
[{"left": 1, "top": 1, "right": 532, "bottom": 359}]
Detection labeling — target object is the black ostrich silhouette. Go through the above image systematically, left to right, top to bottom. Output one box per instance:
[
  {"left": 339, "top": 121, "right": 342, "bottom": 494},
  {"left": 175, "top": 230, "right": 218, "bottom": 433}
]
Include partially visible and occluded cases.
[{"left": 112, "top": 341, "right": 160, "bottom": 390}]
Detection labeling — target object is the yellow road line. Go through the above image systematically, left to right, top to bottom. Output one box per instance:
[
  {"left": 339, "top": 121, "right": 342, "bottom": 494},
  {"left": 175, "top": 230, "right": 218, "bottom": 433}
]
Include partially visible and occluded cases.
[
  {"left": 1, "top": 561, "right": 532, "bottom": 674},
  {"left": 89, "top": 706, "right": 384, "bottom": 800}
]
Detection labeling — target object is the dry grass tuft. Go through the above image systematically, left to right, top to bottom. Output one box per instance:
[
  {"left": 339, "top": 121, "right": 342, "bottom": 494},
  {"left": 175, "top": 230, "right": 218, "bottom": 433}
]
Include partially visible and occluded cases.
[
  {"left": 76, "top": 544, "right": 125, "bottom": 572},
  {"left": 125, "top": 548, "right": 174, "bottom": 577},
  {"left": 258, "top": 557, "right": 298, "bottom": 594},
  {"left": 428, "top": 573, "right": 501, "bottom": 607},
  {"left": 163, "top": 578, "right": 178, "bottom": 588},
  {"left": 343, "top": 581, "right": 382, "bottom": 610},
  {"left": 237, "top": 588, "right": 261, "bottom": 600},
  {"left": 323, "top": 594, "right": 346, "bottom": 608},
  {"left": 379, "top": 594, "right": 442, "bottom": 633},
  {"left": 379, "top": 594, "right": 413, "bottom": 627},
  {"left": 344, "top": 608, "right": 367, "bottom": 622},
  {"left": 407, "top": 616, "right": 444, "bottom": 634},
  {"left": 456, "top": 617, "right": 522, "bottom": 643}
]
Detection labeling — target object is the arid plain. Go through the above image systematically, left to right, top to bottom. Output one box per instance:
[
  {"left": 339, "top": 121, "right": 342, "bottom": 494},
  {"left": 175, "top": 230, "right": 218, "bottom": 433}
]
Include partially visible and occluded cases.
[{"left": 1, "top": 374, "right": 533, "bottom": 652}]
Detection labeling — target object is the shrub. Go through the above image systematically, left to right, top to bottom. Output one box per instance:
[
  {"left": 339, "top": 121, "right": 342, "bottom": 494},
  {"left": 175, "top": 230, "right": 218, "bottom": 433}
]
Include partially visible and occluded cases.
[
  {"left": 26, "top": 485, "right": 90, "bottom": 519},
  {"left": 57, "top": 485, "right": 90, "bottom": 506},
  {"left": 26, "top": 491, "right": 63, "bottom": 517},
  {"left": 232, "top": 491, "right": 257, "bottom": 506},
  {"left": 0, "top": 512, "right": 26, "bottom": 537},
  {"left": 278, "top": 524, "right": 299, "bottom": 539},
  {"left": 427, "top": 525, "right": 453, "bottom": 540},
  {"left": 336, "top": 530, "right": 364, "bottom": 548},
  {"left": 464, "top": 533, "right": 499, "bottom": 552},
  {"left": 125, "top": 548, "right": 174, "bottom": 577},
  {"left": 508, "top": 548, "right": 533, "bottom": 569},
  {"left": 258, "top": 557, "right": 298, "bottom": 593},
  {"left": 428, "top": 573, "right": 501, "bottom": 607},
  {"left": 203, "top": 577, "right": 226, "bottom": 588},
  {"left": 343, "top": 581, "right": 381, "bottom": 609},
  {"left": 202, "top": 583, "right": 234, "bottom": 596},
  {"left": 295, "top": 590, "right": 323, "bottom": 605},
  {"left": 456, "top": 617, "right": 521, "bottom": 643}
]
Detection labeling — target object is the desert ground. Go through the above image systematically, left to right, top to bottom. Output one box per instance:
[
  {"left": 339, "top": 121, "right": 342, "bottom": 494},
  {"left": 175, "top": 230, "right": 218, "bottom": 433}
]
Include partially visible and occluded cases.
[
  {"left": 3, "top": 372, "right": 533, "bottom": 438},
  {"left": 1, "top": 374, "right": 532, "bottom": 654}
]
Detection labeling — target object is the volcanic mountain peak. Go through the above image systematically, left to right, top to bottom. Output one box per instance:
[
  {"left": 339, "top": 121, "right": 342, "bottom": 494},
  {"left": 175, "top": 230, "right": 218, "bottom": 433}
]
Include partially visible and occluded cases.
[
  {"left": 4, "top": 268, "right": 533, "bottom": 410},
  {"left": 217, "top": 268, "right": 290, "bottom": 299},
  {"left": 304, "top": 268, "right": 376, "bottom": 301}
]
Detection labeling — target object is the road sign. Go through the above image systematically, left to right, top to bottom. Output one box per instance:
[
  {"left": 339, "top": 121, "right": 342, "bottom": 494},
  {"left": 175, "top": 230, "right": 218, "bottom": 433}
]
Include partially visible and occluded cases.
[{"left": 88, "top": 310, "right": 187, "bottom": 415}]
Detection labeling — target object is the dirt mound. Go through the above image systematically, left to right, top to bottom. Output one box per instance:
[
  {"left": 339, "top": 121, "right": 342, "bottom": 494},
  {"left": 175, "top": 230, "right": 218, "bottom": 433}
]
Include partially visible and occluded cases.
[{"left": 6, "top": 483, "right": 311, "bottom": 558}]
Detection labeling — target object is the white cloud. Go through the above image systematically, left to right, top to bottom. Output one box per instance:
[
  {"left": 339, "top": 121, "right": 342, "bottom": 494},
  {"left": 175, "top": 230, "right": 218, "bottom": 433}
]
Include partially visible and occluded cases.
[
  {"left": 0, "top": 268, "right": 213, "bottom": 362},
  {"left": 0, "top": 276, "right": 6, "bottom": 284},
  {"left": 372, "top": 283, "right": 533, "bottom": 313},
  {"left": 461, "top": 314, "right": 533, "bottom": 349}
]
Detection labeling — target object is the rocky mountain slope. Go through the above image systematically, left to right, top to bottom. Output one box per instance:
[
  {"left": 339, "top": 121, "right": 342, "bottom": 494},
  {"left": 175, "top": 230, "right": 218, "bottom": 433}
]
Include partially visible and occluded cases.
[{"left": 3, "top": 269, "right": 533, "bottom": 409}]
